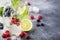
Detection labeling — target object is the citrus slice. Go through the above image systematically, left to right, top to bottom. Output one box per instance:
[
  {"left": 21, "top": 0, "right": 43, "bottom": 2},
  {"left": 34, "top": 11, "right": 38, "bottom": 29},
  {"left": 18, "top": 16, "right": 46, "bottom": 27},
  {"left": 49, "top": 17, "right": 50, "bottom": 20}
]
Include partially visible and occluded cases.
[
  {"left": 18, "top": 4, "right": 29, "bottom": 19},
  {"left": 21, "top": 19, "right": 33, "bottom": 31}
]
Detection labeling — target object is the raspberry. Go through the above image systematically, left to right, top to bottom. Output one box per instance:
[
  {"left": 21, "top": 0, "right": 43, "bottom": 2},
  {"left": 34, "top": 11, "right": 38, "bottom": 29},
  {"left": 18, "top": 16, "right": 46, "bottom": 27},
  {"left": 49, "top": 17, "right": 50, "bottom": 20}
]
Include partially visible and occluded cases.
[
  {"left": 27, "top": 2, "right": 31, "bottom": 6},
  {"left": 30, "top": 15, "right": 34, "bottom": 19},
  {"left": 38, "top": 15, "right": 42, "bottom": 20},
  {"left": 12, "top": 17, "right": 14, "bottom": 20},
  {"left": 13, "top": 18, "right": 18, "bottom": 24},
  {"left": 14, "top": 18, "right": 18, "bottom": 22},
  {"left": 11, "top": 20, "right": 14, "bottom": 23},
  {"left": 13, "top": 21, "right": 17, "bottom": 24},
  {"left": 16, "top": 22, "right": 20, "bottom": 26},
  {"left": 5, "top": 30, "right": 10, "bottom": 37},
  {"left": 5, "top": 30, "right": 10, "bottom": 33},
  {"left": 19, "top": 32, "right": 25, "bottom": 38},
  {"left": 2, "top": 33, "right": 7, "bottom": 38},
  {"left": 6, "top": 33, "right": 10, "bottom": 37},
  {"left": 25, "top": 35, "right": 30, "bottom": 39},
  {"left": 6, "top": 37, "right": 11, "bottom": 40}
]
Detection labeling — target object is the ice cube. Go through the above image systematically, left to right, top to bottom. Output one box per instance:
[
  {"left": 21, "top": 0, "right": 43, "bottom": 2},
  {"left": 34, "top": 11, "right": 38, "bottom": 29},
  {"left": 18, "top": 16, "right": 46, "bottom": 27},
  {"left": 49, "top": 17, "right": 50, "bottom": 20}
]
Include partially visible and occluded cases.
[
  {"left": 28, "top": 6, "right": 40, "bottom": 13},
  {"left": 28, "top": 6, "right": 33, "bottom": 12},
  {"left": 32, "top": 6, "right": 40, "bottom": 13},
  {"left": 9, "top": 25, "right": 21, "bottom": 36},
  {"left": 11, "top": 36, "right": 16, "bottom": 40}
]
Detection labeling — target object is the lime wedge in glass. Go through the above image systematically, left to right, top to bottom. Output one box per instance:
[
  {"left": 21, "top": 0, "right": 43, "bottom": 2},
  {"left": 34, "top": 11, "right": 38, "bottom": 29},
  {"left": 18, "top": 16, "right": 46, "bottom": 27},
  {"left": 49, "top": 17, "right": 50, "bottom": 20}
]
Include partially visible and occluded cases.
[
  {"left": 11, "top": 0, "right": 22, "bottom": 10},
  {"left": 18, "top": 4, "right": 29, "bottom": 19},
  {"left": 0, "top": 7, "right": 4, "bottom": 17}
]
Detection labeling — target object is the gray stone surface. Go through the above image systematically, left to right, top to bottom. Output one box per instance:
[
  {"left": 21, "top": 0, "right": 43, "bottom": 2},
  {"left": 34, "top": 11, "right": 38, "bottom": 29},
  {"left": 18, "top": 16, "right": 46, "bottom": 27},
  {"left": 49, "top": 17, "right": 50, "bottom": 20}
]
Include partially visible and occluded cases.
[{"left": 25, "top": 0, "right": 60, "bottom": 40}]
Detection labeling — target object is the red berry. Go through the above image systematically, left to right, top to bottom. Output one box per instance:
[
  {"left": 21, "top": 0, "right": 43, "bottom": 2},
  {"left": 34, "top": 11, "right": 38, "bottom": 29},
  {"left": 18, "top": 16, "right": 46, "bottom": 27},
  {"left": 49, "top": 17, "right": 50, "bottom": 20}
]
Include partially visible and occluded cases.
[
  {"left": 27, "top": 2, "right": 31, "bottom": 6},
  {"left": 30, "top": 15, "right": 34, "bottom": 19},
  {"left": 38, "top": 15, "right": 42, "bottom": 20},
  {"left": 12, "top": 17, "right": 14, "bottom": 20},
  {"left": 13, "top": 18, "right": 18, "bottom": 24},
  {"left": 14, "top": 18, "right": 18, "bottom": 22},
  {"left": 11, "top": 20, "right": 14, "bottom": 23},
  {"left": 13, "top": 21, "right": 17, "bottom": 24},
  {"left": 16, "top": 22, "right": 20, "bottom": 26},
  {"left": 5, "top": 30, "right": 10, "bottom": 37},
  {"left": 5, "top": 30, "right": 10, "bottom": 33},
  {"left": 19, "top": 32, "right": 25, "bottom": 38},
  {"left": 2, "top": 33, "right": 7, "bottom": 38},
  {"left": 6, "top": 33, "right": 10, "bottom": 37},
  {"left": 25, "top": 35, "right": 30, "bottom": 39},
  {"left": 6, "top": 37, "right": 11, "bottom": 40}
]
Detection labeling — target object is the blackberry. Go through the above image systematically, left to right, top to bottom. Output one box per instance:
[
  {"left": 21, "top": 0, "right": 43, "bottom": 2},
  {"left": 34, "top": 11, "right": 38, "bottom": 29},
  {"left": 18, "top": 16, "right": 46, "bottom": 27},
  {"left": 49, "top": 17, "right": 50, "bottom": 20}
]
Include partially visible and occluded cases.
[
  {"left": 4, "top": 7, "right": 13, "bottom": 17},
  {"left": 37, "top": 19, "right": 41, "bottom": 22},
  {"left": 0, "top": 23, "right": 4, "bottom": 29},
  {"left": 40, "top": 23, "right": 44, "bottom": 26},
  {"left": 36, "top": 24, "right": 40, "bottom": 27}
]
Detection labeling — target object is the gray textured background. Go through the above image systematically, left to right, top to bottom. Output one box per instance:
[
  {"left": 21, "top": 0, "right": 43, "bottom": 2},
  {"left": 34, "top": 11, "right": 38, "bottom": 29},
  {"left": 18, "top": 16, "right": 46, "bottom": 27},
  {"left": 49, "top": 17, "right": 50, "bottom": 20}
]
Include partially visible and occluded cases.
[
  {"left": 0, "top": 0, "right": 60, "bottom": 40},
  {"left": 25, "top": 0, "right": 60, "bottom": 40}
]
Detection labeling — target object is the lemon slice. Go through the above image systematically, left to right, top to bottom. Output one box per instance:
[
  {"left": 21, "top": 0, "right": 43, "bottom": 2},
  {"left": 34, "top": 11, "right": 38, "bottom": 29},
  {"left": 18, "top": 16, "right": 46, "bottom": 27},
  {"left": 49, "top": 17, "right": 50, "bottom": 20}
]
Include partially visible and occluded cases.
[
  {"left": 18, "top": 4, "right": 29, "bottom": 19},
  {"left": 21, "top": 19, "right": 33, "bottom": 31}
]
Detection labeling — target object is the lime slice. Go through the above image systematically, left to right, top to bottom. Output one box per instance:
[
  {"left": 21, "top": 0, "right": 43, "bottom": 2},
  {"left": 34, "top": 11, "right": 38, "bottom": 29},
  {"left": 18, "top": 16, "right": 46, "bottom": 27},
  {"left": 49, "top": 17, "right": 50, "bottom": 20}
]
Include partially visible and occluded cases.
[
  {"left": 11, "top": 0, "right": 22, "bottom": 10},
  {"left": 19, "top": 4, "right": 29, "bottom": 19},
  {"left": 0, "top": 7, "right": 4, "bottom": 17},
  {"left": 21, "top": 19, "right": 33, "bottom": 31}
]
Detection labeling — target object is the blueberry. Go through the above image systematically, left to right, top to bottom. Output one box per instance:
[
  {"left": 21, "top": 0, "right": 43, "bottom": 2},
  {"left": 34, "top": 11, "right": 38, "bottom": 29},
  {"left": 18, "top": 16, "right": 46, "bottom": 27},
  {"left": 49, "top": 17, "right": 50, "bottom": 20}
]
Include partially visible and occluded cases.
[
  {"left": 37, "top": 19, "right": 41, "bottom": 22},
  {"left": 0, "top": 23, "right": 4, "bottom": 29},
  {"left": 40, "top": 23, "right": 44, "bottom": 26},
  {"left": 36, "top": 24, "right": 40, "bottom": 27}
]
